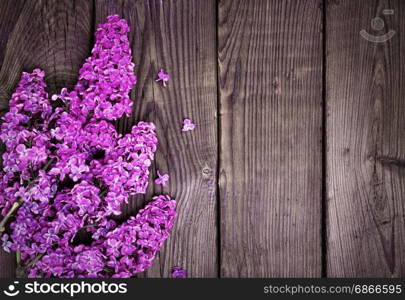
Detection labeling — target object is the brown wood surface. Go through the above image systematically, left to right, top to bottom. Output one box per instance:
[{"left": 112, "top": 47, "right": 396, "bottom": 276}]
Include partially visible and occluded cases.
[
  {"left": 0, "top": 0, "right": 94, "bottom": 277},
  {"left": 0, "top": 0, "right": 26, "bottom": 277},
  {"left": 1, "top": 0, "right": 405, "bottom": 278},
  {"left": 95, "top": 0, "right": 218, "bottom": 278},
  {"left": 218, "top": 0, "right": 323, "bottom": 277},
  {"left": 326, "top": 0, "right": 405, "bottom": 277}
]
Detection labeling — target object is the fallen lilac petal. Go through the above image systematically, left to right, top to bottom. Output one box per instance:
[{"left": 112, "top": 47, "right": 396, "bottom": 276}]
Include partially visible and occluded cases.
[
  {"left": 156, "top": 69, "right": 170, "bottom": 87},
  {"left": 182, "top": 119, "right": 196, "bottom": 131},
  {"left": 155, "top": 170, "right": 170, "bottom": 186},
  {"left": 171, "top": 266, "right": 187, "bottom": 278}
]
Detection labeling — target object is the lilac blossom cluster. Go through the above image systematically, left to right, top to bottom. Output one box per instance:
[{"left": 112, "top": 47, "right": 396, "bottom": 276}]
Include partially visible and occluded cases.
[
  {"left": 0, "top": 15, "right": 177, "bottom": 278},
  {"left": 27, "top": 195, "right": 176, "bottom": 278}
]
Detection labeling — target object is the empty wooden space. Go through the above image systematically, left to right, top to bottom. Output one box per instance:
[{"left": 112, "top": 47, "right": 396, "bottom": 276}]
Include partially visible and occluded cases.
[
  {"left": 0, "top": 0, "right": 404, "bottom": 278},
  {"left": 218, "top": 0, "right": 322, "bottom": 277},
  {"left": 326, "top": 0, "right": 405, "bottom": 277}
]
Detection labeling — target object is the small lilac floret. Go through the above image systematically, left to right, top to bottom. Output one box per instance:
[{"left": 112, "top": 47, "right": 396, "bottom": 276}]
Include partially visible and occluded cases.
[
  {"left": 156, "top": 69, "right": 170, "bottom": 87},
  {"left": 182, "top": 119, "right": 196, "bottom": 131},
  {"left": 155, "top": 170, "right": 169, "bottom": 186},
  {"left": 171, "top": 266, "right": 187, "bottom": 278}
]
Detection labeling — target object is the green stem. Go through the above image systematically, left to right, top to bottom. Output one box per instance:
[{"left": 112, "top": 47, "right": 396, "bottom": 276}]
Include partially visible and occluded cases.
[
  {"left": 43, "top": 157, "right": 55, "bottom": 171},
  {"left": 99, "top": 189, "right": 108, "bottom": 198},
  {"left": 0, "top": 199, "right": 23, "bottom": 232},
  {"left": 16, "top": 250, "right": 21, "bottom": 265},
  {"left": 25, "top": 253, "right": 44, "bottom": 269}
]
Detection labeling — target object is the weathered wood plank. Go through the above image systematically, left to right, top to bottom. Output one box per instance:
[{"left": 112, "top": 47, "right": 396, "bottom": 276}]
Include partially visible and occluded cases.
[
  {"left": 0, "top": 0, "right": 93, "bottom": 277},
  {"left": 0, "top": 0, "right": 26, "bottom": 278},
  {"left": 0, "top": 0, "right": 94, "bottom": 107},
  {"left": 95, "top": 0, "right": 218, "bottom": 277},
  {"left": 219, "top": 0, "right": 323, "bottom": 277},
  {"left": 326, "top": 0, "right": 405, "bottom": 277}
]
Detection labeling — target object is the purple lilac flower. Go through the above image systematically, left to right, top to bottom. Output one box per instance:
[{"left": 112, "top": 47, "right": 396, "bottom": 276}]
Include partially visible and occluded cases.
[
  {"left": 72, "top": 15, "right": 136, "bottom": 121},
  {"left": 0, "top": 69, "right": 54, "bottom": 186},
  {"left": 156, "top": 69, "right": 170, "bottom": 87},
  {"left": 182, "top": 119, "right": 195, "bottom": 131},
  {"left": 155, "top": 170, "right": 169, "bottom": 186},
  {"left": 27, "top": 195, "right": 177, "bottom": 278},
  {"left": 104, "top": 195, "right": 177, "bottom": 276},
  {"left": 1, "top": 234, "right": 12, "bottom": 253},
  {"left": 171, "top": 266, "right": 187, "bottom": 278}
]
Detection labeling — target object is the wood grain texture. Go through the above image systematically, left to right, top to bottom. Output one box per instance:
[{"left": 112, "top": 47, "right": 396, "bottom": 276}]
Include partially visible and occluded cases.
[
  {"left": 0, "top": 0, "right": 93, "bottom": 277},
  {"left": 0, "top": 0, "right": 26, "bottom": 278},
  {"left": 0, "top": 0, "right": 94, "bottom": 109},
  {"left": 1, "top": 0, "right": 404, "bottom": 279},
  {"left": 95, "top": 0, "right": 218, "bottom": 277},
  {"left": 219, "top": 0, "right": 323, "bottom": 277},
  {"left": 326, "top": 0, "right": 405, "bottom": 277}
]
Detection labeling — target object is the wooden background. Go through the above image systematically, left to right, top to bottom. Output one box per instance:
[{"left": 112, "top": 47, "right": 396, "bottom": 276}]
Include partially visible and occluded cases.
[{"left": 0, "top": 0, "right": 404, "bottom": 278}]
